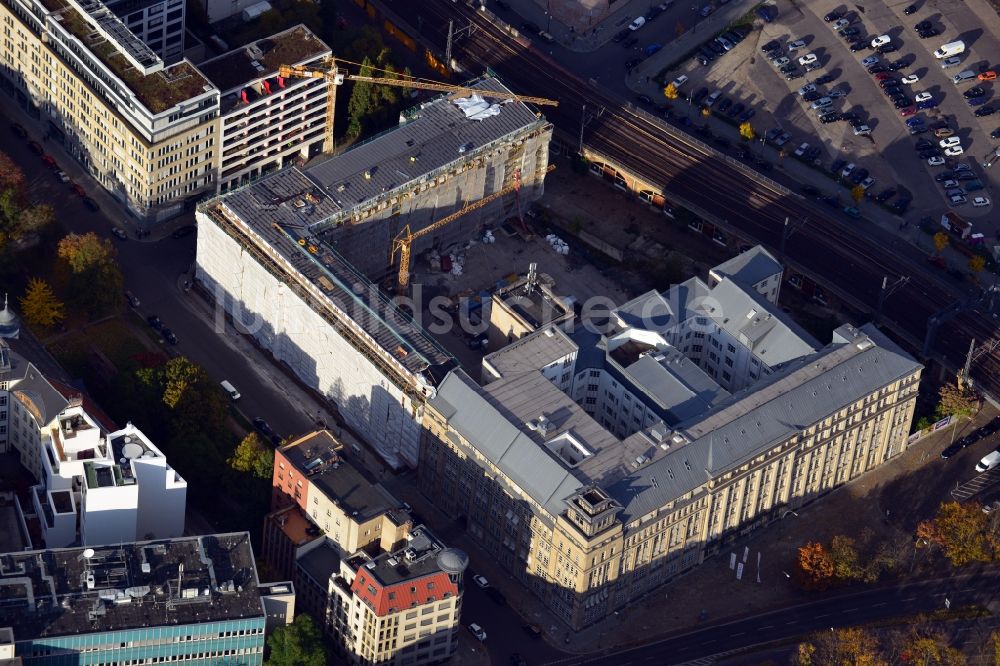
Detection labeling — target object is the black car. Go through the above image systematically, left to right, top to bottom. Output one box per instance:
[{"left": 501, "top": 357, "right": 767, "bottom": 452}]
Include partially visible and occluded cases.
[
  {"left": 903, "top": 3, "right": 917, "bottom": 14},
  {"left": 646, "top": 6, "right": 663, "bottom": 19},
  {"left": 823, "top": 10, "right": 843, "bottom": 21},
  {"left": 914, "top": 20, "right": 932, "bottom": 31},
  {"left": 520, "top": 21, "right": 542, "bottom": 35},
  {"left": 839, "top": 27, "right": 860, "bottom": 38},
  {"left": 918, "top": 28, "right": 940, "bottom": 39},
  {"left": 612, "top": 29, "right": 630, "bottom": 43},
  {"left": 623, "top": 36, "right": 639, "bottom": 48},
  {"left": 761, "top": 39, "right": 781, "bottom": 54},
  {"left": 708, "top": 40, "right": 725, "bottom": 54},
  {"left": 850, "top": 42, "right": 868, "bottom": 52},
  {"left": 876, "top": 44, "right": 898, "bottom": 54},
  {"left": 699, "top": 48, "right": 716, "bottom": 61},
  {"left": 697, "top": 54, "right": 711, "bottom": 66},
  {"left": 625, "top": 58, "right": 640, "bottom": 70},
  {"left": 891, "top": 58, "right": 913, "bottom": 69},
  {"left": 780, "top": 63, "right": 797, "bottom": 74},
  {"left": 867, "top": 65, "right": 887, "bottom": 74},
  {"left": 785, "top": 70, "right": 803, "bottom": 80},
  {"left": 814, "top": 73, "right": 836, "bottom": 85},
  {"left": 964, "top": 86, "right": 986, "bottom": 99},
  {"left": 693, "top": 87, "right": 709, "bottom": 103},
  {"left": 803, "top": 91, "right": 822, "bottom": 102},
  {"left": 636, "top": 94, "right": 654, "bottom": 106},
  {"left": 717, "top": 98, "right": 732, "bottom": 112},
  {"left": 894, "top": 98, "right": 914, "bottom": 109},
  {"left": 728, "top": 102, "right": 745, "bottom": 117},
  {"left": 975, "top": 106, "right": 996, "bottom": 117},
  {"left": 739, "top": 108, "right": 756, "bottom": 122},
  {"left": 839, "top": 111, "right": 860, "bottom": 123},
  {"left": 819, "top": 112, "right": 839, "bottom": 123},
  {"left": 9, "top": 123, "right": 26, "bottom": 138},
  {"left": 910, "top": 126, "right": 928, "bottom": 135},
  {"left": 992, "top": 128, "right": 1000, "bottom": 139},
  {"left": 713, "top": 136, "right": 732, "bottom": 148},
  {"left": 915, "top": 139, "right": 935, "bottom": 151},
  {"left": 805, "top": 146, "right": 821, "bottom": 161},
  {"left": 919, "top": 149, "right": 942, "bottom": 159},
  {"left": 830, "top": 159, "right": 847, "bottom": 174},
  {"left": 851, "top": 168, "right": 869, "bottom": 184},
  {"left": 934, "top": 171, "right": 955, "bottom": 182},
  {"left": 957, "top": 172, "right": 978, "bottom": 181},
  {"left": 800, "top": 184, "right": 820, "bottom": 196},
  {"left": 875, "top": 188, "right": 896, "bottom": 202},
  {"left": 819, "top": 195, "right": 840, "bottom": 208},
  {"left": 82, "top": 197, "right": 99, "bottom": 212},
  {"left": 891, "top": 197, "right": 911, "bottom": 212},
  {"left": 172, "top": 225, "right": 196, "bottom": 239},
  {"left": 147, "top": 315, "right": 163, "bottom": 330},
  {"left": 162, "top": 327, "right": 178, "bottom": 345},
  {"left": 253, "top": 417, "right": 283, "bottom": 447},
  {"left": 941, "top": 442, "right": 963, "bottom": 459},
  {"left": 486, "top": 587, "right": 507, "bottom": 605},
  {"left": 510, "top": 654, "right": 528, "bottom": 666}
]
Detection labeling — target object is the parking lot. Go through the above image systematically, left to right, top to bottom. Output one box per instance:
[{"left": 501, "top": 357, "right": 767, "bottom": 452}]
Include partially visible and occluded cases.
[{"left": 642, "top": 0, "right": 999, "bottom": 226}]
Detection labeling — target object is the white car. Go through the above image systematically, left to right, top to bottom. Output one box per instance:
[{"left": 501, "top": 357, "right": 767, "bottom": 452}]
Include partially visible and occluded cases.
[
  {"left": 628, "top": 16, "right": 646, "bottom": 30},
  {"left": 831, "top": 18, "right": 850, "bottom": 30},
  {"left": 871, "top": 34, "right": 891, "bottom": 48},
  {"left": 716, "top": 36, "right": 734, "bottom": 51},
  {"left": 787, "top": 39, "right": 807, "bottom": 51},
  {"left": 798, "top": 53, "right": 818, "bottom": 66},
  {"left": 861, "top": 55, "right": 880, "bottom": 67},
  {"left": 773, "top": 56, "right": 790, "bottom": 67},
  {"left": 672, "top": 74, "right": 689, "bottom": 89},
  {"left": 901, "top": 74, "right": 920, "bottom": 84},
  {"left": 798, "top": 83, "right": 817, "bottom": 96},
  {"left": 828, "top": 89, "right": 847, "bottom": 98},
  {"left": 915, "top": 92, "right": 933, "bottom": 102},
  {"left": 853, "top": 124, "right": 872, "bottom": 136},
  {"left": 939, "top": 136, "right": 961, "bottom": 148},
  {"left": 794, "top": 142, "right": 810, "bottom": 156},
  {"left": 945, "top": 146, "right": 964, "bottom": 156},
  {"left": 928, "top": 156, "right": 946, "bottom": 166},
  {"left": 841, "top": 162, "right": 856, "bottom": 178},
  {"left": 860, "top": 176, "right": 876, "bottom": 190},
  {"left": 940, "top": 179, "right": 959, "bottom": 188},
  {"left": 950, "top": 194, "right": 967, "bottom": 205},
  {"left": 973, "top": 196, "right": 991, "bottom": 208},
  {"left": 978, "top": 450, "right": 1000, "bottom": 472},
  {"left": 472, "top": 574, "right": 490, "bottom": 589},
  {"left": 468, "top": 623, "right": 487, "bottom": 642}
]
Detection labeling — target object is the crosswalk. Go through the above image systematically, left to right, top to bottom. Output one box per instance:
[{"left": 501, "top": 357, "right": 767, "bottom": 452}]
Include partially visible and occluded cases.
[{"left": 950, "top": 468, "right": 1000, "bottom": 501}]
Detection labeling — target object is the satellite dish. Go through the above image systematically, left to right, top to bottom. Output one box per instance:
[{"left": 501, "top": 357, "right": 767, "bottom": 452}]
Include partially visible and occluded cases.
[{"left": 82, "top": 548, "right": 95, "bottom": 559}]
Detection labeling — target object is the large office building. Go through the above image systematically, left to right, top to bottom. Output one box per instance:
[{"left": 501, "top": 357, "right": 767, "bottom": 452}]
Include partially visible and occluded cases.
[
  {"left": 104, "top": 0, "right": 185, "bottom": 61},
  {"left": 194, "top": 77, "right": 551, "bottom": 467},
  {"left": 418, "top": 248, "right": 922, "bottom": 629},
  {"left": 0, "top": 338, "right": 186, "bottom": 548},
  {"left": 0, "top": 533, "right": 276, "bottom": 665}
]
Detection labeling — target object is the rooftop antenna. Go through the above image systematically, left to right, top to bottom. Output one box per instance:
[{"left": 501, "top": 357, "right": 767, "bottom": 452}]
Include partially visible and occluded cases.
[
  {"left": 525, "top": 262, "right": 538, "bottom": 295},
  {"left": 177, "top": 562, "right": 184, "bottom": 598}
]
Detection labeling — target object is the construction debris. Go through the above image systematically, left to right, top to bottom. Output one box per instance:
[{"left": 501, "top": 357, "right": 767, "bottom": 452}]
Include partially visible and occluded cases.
[{"left": 546, "top": 234, "right": 569, "bottom": 255}]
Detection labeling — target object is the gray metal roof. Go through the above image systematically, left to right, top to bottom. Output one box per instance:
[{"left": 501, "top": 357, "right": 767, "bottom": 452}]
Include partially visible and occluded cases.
[
  {"left": 305, "top": 77, "right": 544, "bottom": 215},
  {"left": 709, "top": 245, "right": 782, "bottom": 287},
  {"left": 615, "top": 277, "right": 708, "bottom": 333},
  {"left": 701, "top": 279, "right": 819, "bottom": 368},
  {"left": 607, "top": 324, "right": 922, "bottom": 522},
  {"left": 483, "top": 325, "right": 577, "bottom": 379},
  {"left": 622, "top": 349, "right": 730, "bottom": 424},
  {"left": 430, "top": 371, "right": 581, "bottom": 518}
]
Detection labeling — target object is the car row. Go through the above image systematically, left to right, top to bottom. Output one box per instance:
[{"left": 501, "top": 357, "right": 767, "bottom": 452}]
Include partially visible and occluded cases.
[
  {"left": 693, "top": 26, "right": 750, "bottom": 66},
  {"left": 147, "top": 314, "right": 178, "bottom": 345},
  {"left": 940, "top": 417, "right": 1000, "bottom": 459}
]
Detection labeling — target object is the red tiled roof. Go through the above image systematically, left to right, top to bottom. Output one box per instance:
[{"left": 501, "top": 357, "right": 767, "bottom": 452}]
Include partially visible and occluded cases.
[
  {"left": 48, "top": 379, "right": 118, "bottom": 432},
  {"left": 351, "top": 570, "right": 458, "bottom": 616}
]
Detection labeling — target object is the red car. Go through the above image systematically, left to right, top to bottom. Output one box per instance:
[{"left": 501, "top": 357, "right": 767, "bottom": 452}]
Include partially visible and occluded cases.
[
  {"left": 979, "top": 70, "right": 997, "bottom": 81},
  {"left": 874, "top": 72, "right": 892, "bottom": 81},
  {"left": 899, "top": 105, "right": 917, "bottom": 117},
  {"left": 41, "top": 154, "right": 57, "bottom": 168},
  {"left": 71, "top": 183, "right": 86, "bottom": 197}
]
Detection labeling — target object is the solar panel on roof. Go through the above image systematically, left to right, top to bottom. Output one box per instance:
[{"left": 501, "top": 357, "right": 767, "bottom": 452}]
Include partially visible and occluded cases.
[{"left": 72, "top": 0, "right": 161, "bottom": 71}]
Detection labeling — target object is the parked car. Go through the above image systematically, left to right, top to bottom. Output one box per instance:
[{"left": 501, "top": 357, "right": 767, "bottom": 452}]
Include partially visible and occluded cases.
[
  {"left": 903, "top": 4, "right": 917, "bottom": 14},
  {"left": 787, "top": 39, "right": 807, "bottom": 51},
  {"left": 940, "top": 57, "right": 963, "bottom": 69},
  {"left": 902, "top": 74, "right": 920, "bottom": 84},
  {"left": 975, "top": 106, "right": 996, "bottom": 117},
  {"left": 972, "top": 196, "right": 991, "bottom": 208},
  {"left": 82, "top": 197, "right": 99, "bottom": 212},
  {"left": 843, "top": 206, "right": 861, "bottom": 218},
  {"left": 111, "top": 227, "right": 128, "bottom": 240},
  {"left": 124, "top": 290, "right": 140, "bottom": 308},
  {"left": 162, "top": 328, "right": 178, "bottom": 344},
  {"left": 252, "top": 417, "right": 282, "bottom": 447},
  {"left": 976, "top": 450, "right": 1000, "bottom": 473},
  {"left": 472, "top": 575, "right": 490, "bottom": 589},
  {"left": 468, "top": 623, "right": 487, "bottom": 641}
]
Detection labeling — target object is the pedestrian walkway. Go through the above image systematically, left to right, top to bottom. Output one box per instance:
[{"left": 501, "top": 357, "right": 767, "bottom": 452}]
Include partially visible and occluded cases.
[{"left": 950, "top": 467, "right": 1000, "bottom": 501}]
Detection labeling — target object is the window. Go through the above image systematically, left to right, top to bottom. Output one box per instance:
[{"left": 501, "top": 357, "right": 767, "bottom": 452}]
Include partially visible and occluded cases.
[{"left": 727, "top": 343, "right": 736, "bottom": 353}]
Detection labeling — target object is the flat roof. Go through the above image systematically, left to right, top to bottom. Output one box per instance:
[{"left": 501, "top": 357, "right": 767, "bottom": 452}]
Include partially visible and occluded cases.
[
  {"left": 47, "top": 0, "right": 212, "bottom": 113},
  {"left": 199, "top": 24, "right": 329, "bottom": 93},
  {"left": 709, "top": 245, "right": 782, "bottom": 287},
  {"left": 279, "top": 431, "right": 401, "bottom": 522},
  {"left": 350, "top": 526, "right": 445, "bottom": 587},
  {"left": 0, "top": 533, "right": 263, "bottom": 640},
  {"left": 296, "top": 541, "right": 340, "bottom": 588}
]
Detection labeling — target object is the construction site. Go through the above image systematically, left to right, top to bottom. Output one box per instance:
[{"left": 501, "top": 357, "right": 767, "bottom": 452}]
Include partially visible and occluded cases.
[{"left": 195, "top": 72, "right": 559, "bottom": 469}]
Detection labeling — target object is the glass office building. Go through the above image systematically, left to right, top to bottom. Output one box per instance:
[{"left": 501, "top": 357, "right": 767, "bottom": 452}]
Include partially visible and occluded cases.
[{"left": 0, "top": 533, "right": 267, "bottom": 665}]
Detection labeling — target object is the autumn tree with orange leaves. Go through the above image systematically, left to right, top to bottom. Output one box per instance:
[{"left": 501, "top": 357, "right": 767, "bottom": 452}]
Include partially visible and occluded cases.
[{"left": 796, "top": 541, "right": 834, "bottom": 589}]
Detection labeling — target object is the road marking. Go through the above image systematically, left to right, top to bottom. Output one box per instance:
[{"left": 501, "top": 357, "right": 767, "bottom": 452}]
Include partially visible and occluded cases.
[
  {"left": 904, "top": 597, "right": 917, "bottom": 601},
  {"left": 872, "top": 602, "right": 887, "bottom": 607},
  {"left": 843, "top": 608, "right": 858, "bottom": 612},
  {"left": 815, "top": 613, "right": 829, "bottom": 618},
  {"left": 786, "top": 620, "right": 797, "bottom": 625},
  {"left": 760, "top": 625, "right": 774, "bottom": 629},
  {"left": 732, "top": 632, "right": 745, "bottom": 636}
]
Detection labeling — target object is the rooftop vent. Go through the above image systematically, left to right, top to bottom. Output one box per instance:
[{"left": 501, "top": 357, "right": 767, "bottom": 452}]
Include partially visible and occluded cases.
[{"left": 404, "top": 548, "right": 418, "bottom": 562}]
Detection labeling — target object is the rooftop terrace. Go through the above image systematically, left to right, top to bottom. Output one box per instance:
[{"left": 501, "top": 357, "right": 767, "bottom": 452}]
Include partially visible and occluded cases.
[
  {"left": 199, "top": 24, "right": 329, "bottom": 93},
  {"left": 0, "top": 533, "right": 263, "bottom": 639}
]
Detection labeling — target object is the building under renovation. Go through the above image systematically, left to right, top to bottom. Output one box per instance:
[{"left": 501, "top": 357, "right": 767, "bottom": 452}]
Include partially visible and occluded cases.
[{"left": 195, "top": 76, "right": 552, "bottom": 468}]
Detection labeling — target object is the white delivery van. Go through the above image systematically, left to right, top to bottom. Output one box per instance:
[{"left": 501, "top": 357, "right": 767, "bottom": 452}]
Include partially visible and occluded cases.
[
  {"left": 934, "top": 40, "right": 965, "bottom": 58},
  {"left": 220, "top": 380, "right": 241, "bottom": 401},
  {"left": 976, "top": 449, "right": 1000, "bottom": 473}
]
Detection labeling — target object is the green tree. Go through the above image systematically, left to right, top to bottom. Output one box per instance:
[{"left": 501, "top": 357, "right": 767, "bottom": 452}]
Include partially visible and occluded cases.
[
  {"left": 345, "top": 51, "right": 407, "bottom": 138},
  {"left": 739, "top": 122, "right": 755, "bottom": 141},
  {"left": 933, "top": 231, "right": 950, "bottom": 254},
  {"left": 56, "top": 232, "right": 124, "bottom": 316},
  {"left": 19, "top": 278, "right": 65, "bottom": 328},
  {"left": 162, "top": 357, "right": 203, "bottom": 409},
  {"left": 935, "top": 383, "right": 978, "bottom": 419},
  {"left": 228, "top": 432, "right": 274, "bottom": 479},
  {"left": 929, "top": 501, "right": 994, "bottom": 567},
  {"left": 829, "top": 535, "right": 862, "bottom": 581},
  {"left": 266, "top": 614, "right": 327, "bottom": 666}
]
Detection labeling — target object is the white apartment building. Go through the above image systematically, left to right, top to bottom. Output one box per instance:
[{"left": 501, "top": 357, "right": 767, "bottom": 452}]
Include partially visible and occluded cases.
[
  {"left": 198, "top": 25, "right": 333, "bottom": 194},
  {"left": 0, "top": 339, "right": 186, "bottom": 547}
]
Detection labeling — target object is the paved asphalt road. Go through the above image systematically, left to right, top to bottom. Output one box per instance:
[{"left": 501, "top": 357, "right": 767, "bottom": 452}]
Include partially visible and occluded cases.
[{"left": 546, "top": 570, "right": 1000, "bottom": 665}]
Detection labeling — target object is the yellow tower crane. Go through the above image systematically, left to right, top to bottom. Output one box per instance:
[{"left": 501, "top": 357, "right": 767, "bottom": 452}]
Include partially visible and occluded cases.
[
  {"left": 277, "top": 57, "right": 559, "bottom": 108},
  {"left": 392, "top": 165, "right": 555, "bottom": 292}
]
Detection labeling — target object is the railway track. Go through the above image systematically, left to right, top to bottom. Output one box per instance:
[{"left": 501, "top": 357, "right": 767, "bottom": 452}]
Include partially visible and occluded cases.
[{"left": 386, "top": 0, "right": 999, "bottom": 393}]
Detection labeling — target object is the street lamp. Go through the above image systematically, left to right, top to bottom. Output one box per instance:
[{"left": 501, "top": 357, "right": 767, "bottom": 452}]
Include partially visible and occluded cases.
[{"left": 546, "top": 0, "right": 552, "bottom": 32}]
